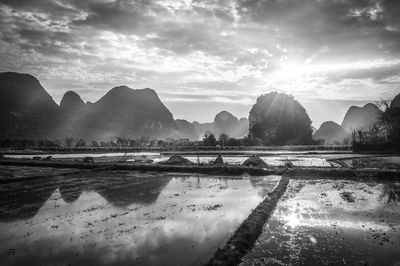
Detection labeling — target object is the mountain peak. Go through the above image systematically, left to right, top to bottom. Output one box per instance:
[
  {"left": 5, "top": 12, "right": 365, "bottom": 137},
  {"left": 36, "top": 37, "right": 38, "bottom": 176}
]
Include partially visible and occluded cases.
[
  {"left": 0, "top": 72, "right": 60, "bottom": 139},
  {"left": 0, "top": 72, "right": 38, "bottom": 83},
  {"left": 60, "top": 91, "right": 85, "bottom": 110},
  {"left": 391, "top": 93, "right": 400, "bottom": 109},
  {"left": 341, "top": 103, "right": 381, "bottom": 133},
  {"left": 214, "top": 110, "right": 248, "bottom": 138},
  {"left": 215, "top": 111, "right": 238, "bottom": 122},
  {"left": 314, "top": 121, "right": 349, "bottom": 144}
]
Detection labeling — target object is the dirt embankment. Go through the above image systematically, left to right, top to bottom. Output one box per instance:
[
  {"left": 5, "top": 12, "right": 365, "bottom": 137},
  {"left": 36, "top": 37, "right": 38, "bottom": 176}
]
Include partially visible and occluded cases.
[
  {"left": 1, "top": 158, "right": 400, "bottom": 179},
  {"left": 206, "top": 175, "right": 290, "bottom": 266}
]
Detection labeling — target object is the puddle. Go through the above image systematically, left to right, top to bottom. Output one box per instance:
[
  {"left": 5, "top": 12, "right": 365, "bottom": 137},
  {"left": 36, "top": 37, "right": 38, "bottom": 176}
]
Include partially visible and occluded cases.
[
  {"left": 0, "top": 171, "right": 280, "bottom": 266},
  {"left": 241, "top": 179, "right": 400, "bottom": 265}
]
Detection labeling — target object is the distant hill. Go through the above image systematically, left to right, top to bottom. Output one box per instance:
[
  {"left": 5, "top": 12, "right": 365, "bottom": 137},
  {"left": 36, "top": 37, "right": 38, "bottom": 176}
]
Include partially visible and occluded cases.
[
  {"left": 0, "top": 72, "right": 61, "bottom": 139},
  {"left": 0, "top": 72, "right": 185, "bottom": 141},
  {"left": 65, "top": 86, "right": 177, "bottom": 140},
  {"left": 60, "top": 91, "right": 85, "bottom": 113},
  {"left": 391, "top": 93, "right": 400, "bottom": 109},
  {"left": 341, "top": 103, "right": 381, "bottom": 133},
  {"left": 191, "top": 111, "right": 248, "bottom": 140},
  {"left": 214, "top": 111, "right": 248, "bottom": 138},
  {"left": 175, "top": 119, "right": 198, "bottom": 140},
  {"left": 192, "top": 121, "right": 215, "bottom": 139},
  {"left": 313, "top": 121, "right": 350, "bottom": 144}
]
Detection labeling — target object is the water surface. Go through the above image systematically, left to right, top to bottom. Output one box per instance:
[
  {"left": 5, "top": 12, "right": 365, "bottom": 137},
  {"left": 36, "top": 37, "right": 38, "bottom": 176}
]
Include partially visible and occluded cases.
[
  {"left": 0, "top": 171, "right": 280, "bottom": 266},
  {"left": 241, "top": 179, "right": 400, "bottom": 265}
]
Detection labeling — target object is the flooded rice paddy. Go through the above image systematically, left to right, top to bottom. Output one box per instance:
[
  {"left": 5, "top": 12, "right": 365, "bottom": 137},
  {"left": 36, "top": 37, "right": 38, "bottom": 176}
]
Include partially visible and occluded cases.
[
  {"left": 1, "top": 152, "right": 400, "bottom": 265},
  {"left": 5, "top": 152, "right": 342, "bottom": 167},
  {"left": 182, "top": 155, "right": 338, "bottom": 167},
  {"left": 0, "top": 166, "right": 76, "bottom": 181},
  {"left": 0, "top": 170, "right": 280, "bottom": 266},
  {"left": 241, "top": 179, "right": 400, "bottom": 265}
]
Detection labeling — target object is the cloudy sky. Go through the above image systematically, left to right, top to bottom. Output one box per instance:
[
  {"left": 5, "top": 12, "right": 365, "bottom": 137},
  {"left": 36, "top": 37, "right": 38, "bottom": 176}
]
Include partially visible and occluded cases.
[{"left": 0, "top": 0, "right": 399, "bottom": 127}]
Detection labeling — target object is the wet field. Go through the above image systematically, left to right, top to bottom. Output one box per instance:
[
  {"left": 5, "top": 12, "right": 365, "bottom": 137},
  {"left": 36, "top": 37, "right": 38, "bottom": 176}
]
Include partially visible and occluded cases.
[
  {"left": 1, "top": 152, "right": 400, "bottom": 265},
  {"left": 5, "top": 152, "right": 343, "bottom": 167},
  {"left": 0, "top": 166, "right": 76, "bottom": 181},
  {"left": 0, "top": 170, "right": 280, "bottom": 266},
  {"left": 241, "top": 179, "right": 400, "bottom": 265}
]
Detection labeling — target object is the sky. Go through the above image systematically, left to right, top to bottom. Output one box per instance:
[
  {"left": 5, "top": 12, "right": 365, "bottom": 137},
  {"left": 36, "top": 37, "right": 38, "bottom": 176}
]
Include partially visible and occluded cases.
[{"left": 0, "top": 0, "right": 399, "bottom": 127}]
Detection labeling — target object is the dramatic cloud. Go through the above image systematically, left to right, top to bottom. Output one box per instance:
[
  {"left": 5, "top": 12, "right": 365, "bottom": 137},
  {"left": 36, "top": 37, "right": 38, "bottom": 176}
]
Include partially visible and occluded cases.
[{"left": 0, "top": 0, "right": 399, "bottom": 126}]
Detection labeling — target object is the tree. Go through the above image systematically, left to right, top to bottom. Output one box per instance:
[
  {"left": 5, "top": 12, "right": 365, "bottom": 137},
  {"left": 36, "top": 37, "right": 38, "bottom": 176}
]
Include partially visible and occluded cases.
[
  {"left": 249, "top": 92, "right": 312, "bottom": 145},
  {"left": 380, "top": 101, "right": 400, "bottom": 148},
  {"left": 202, "top": 133, "right": 217, "bottom": 146},
  {"left": 218, "top": 133, "right": 229, "bottom": 146},
  {"left": 116, "top": 137, "right": 129, "bottom": 147},
  {"left": 226, "top": 137, "right": 242, "bottom": 146},
  {"left": 65, "top": 138, "right": 74, "bottom": 147},
  {"left": 75, "top": 139, "right": 86, "bottom": 147},
  {"left": 129, "top": 139, "right": 137, "bottom": 147}
]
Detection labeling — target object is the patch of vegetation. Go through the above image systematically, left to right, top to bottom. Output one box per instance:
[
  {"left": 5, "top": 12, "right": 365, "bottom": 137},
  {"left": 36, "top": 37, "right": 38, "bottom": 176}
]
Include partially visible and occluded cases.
[{"left": 249, "top": 92, "right": 313, "bottom": 145}]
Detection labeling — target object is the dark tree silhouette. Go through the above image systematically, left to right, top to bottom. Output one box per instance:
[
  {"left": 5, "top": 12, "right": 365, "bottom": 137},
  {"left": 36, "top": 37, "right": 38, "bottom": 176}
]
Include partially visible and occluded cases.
[
  {"left": 249, "top": 92, "right": 312, "bottom": 145},
  {"left": 202, "top": 133, "right": 217, "bottom": 146}
]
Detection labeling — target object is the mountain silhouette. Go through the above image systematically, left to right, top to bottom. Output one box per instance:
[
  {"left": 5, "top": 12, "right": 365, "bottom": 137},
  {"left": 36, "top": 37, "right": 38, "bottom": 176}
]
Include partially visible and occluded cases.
[
  {"left": 0, "top": 72, "right": 61, "bottom": 139},
  {"left": 1, "top": 72, "right": 203, "bottom": 141},
  {"left": 78, "top": 86, "right": 176, "bottom": 140},
  {"left": 60, "top": 91, "right": 85, "bottom": 113},
  {"left": 391, "top": 93, "right": 400, "bottom": 109},
  {"left": 341, "top": 103, "right": 381, "bottom": 133},
  {"left": 214, "top": 111, "right": 249, "bottom": 138},
  {"left": 175, "top": 119, "right": 198, "bottom": 140},
  {"left": 192, "top": 121, "right": 215, "bottom": 139},
  {"left": 313, "top": 121, "right": 350, "bottom": 144}
]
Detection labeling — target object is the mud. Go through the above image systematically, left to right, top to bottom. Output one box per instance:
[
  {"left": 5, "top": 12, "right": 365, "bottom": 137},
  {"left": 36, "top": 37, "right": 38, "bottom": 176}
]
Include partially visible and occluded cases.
[{"left": 207, "top": 175, "right": 290, "bottom": 265}]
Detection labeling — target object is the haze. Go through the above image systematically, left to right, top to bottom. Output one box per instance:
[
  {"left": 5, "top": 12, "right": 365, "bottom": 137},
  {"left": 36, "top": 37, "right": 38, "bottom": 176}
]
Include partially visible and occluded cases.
[{"left": 0, "top": 0, "right": 399, "bottom": 127}]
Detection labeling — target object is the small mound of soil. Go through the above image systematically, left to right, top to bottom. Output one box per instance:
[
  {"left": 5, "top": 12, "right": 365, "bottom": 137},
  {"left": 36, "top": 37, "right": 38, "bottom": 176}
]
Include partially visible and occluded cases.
[
  {"left": 132, "top": 155, "right": 153, "bottom": 164},
  {"left": 159, "top": 155, "right": 194, "bottom": 166},
  {"left": 212, "top": 155, "right": 224, "bottom": 165},
  {"left": 242, "top": 155, "right": 268, "bottom": 168},
  {"left": 83, "top": 156, "right": 94, "bottom": 163},
  {"left": 284, "top": 161, "right": 294, "bottom": 168},
  {"left": 340, "top": 191, "right": 355, "bottom": 202}
]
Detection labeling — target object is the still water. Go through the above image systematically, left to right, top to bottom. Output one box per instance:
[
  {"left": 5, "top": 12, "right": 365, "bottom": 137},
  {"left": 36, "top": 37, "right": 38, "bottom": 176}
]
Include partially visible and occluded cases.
[
  {"left": 0, "top": 171, "right": 280, "bottom": 266},
  {"left": 241, "top": 179, "right": 400, "bottom": 265}
]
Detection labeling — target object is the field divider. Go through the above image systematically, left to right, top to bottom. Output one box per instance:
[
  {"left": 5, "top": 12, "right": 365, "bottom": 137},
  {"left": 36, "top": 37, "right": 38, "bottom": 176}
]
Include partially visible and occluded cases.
[
  {"left": 1, "top": 159, "right": 400, "bottom": 179},
  {"left": 206, "top": 174, "right": 290, "bottom": 266}
]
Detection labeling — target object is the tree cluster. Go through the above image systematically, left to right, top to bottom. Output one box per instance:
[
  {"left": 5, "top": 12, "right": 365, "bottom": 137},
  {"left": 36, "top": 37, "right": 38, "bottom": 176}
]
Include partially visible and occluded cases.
[{"left": 249, "top": 92, "right": 313, "bottom": 145}]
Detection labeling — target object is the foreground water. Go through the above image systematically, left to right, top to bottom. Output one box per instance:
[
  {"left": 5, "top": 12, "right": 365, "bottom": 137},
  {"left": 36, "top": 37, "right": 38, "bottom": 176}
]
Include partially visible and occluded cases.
[
  {"left": 0, "top": 171, "right": 280, "bottom": 266},
  {"left": 241, "top": 179, "right": 400, "bottom": 265}
]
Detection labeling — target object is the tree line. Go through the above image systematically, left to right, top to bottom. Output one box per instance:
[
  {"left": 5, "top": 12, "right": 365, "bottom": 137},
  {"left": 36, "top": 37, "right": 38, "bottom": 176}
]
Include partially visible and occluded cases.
[{"left": 352, "top": 99, "right": 400, "bottom": 152}]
